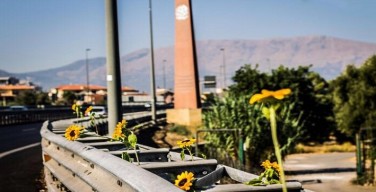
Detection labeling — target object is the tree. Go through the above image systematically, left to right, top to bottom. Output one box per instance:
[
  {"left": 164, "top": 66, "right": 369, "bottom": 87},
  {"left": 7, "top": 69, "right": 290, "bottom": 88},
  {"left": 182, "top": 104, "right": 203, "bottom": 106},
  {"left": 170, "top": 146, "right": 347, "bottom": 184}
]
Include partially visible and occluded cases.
[
  {"left": 331, "top": 55, "right": 376, "bottom": 137},
  {"left": 229, "top": 64, "right": 335, "bottom": 142},
  {"left": 15, "top": 90, "right": 37, "bottom": 106},
  {"left": 62, "top": 91, "right": 77, "bottom": 105},
  {"left": 36, "top": 92, "right": 51, "bottom": 105}
]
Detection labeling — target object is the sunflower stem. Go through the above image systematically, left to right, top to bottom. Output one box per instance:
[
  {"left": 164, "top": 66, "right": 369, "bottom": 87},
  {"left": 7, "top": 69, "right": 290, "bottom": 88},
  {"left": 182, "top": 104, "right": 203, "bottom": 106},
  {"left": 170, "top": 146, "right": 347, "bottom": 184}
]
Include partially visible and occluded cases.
[
  {"left": 269, "top": 107, "right": 287, "bottom": 192},
  {"left": 134, "top": 147, "right": 140, "bottom": 165},
  {"left": 187, "top": 148, "right": 194, "bottom": 161}
]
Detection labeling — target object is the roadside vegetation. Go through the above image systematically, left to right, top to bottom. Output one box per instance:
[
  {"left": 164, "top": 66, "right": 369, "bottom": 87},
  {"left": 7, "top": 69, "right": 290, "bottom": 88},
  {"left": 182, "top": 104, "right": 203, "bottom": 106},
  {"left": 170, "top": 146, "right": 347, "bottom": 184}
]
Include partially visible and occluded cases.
[{"left": 202, "top": 55, "right": 376, "bottom": 173}]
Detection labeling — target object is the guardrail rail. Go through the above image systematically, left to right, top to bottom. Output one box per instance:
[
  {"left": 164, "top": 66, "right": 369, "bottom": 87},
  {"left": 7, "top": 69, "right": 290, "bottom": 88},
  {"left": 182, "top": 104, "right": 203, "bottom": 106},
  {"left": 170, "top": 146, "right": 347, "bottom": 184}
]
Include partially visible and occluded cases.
[{"left": 40, "top": 112, "right": 305, "bottom": 192}]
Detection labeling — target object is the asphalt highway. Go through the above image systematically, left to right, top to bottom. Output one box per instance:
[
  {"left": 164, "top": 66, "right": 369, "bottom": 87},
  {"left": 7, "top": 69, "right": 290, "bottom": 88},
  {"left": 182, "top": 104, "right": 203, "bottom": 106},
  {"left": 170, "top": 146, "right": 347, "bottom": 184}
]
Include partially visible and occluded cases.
[{"left": 0, "top": 123, "right": 44, "bottom": 192}]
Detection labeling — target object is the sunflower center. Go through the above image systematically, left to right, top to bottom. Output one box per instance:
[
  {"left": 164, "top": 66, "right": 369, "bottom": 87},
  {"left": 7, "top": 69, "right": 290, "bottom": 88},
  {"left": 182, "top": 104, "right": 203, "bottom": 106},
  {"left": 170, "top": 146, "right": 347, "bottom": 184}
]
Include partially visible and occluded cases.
[
  {"left": 69, "top": 130, "right": 76, "bottom": 137},
  {"left": 178, "top": 178, "right": 187, "bottom": 186}
]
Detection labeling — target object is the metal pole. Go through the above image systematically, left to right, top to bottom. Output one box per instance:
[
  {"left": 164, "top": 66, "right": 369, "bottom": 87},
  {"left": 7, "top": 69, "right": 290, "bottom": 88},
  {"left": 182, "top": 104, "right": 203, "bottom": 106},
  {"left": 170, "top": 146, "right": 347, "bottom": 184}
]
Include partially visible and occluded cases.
[
  {"left": 105, "top": 0, "right": 122, "bottom": 136},
  {"left": 149, "top": 0, "right": 157, "bottom": 123},
  {"left": 85, "top": 48, "right": 91, "bottom": 103},
  {"left": 220, "top": 48, "right": 226, "bottom": 88},
  {"left": 163, "top": 59, "right": 166, "bottom": 89},
  {"left": 356, "top": 133, "right": 362, "bottom": 177}
]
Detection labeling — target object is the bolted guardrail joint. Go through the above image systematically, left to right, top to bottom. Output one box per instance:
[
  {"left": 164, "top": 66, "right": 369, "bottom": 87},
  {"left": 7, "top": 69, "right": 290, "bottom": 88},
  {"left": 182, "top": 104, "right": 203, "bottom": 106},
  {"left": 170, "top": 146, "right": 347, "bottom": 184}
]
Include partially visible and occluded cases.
[{"left": 117, "top": 180, "right": 122, "bottom": 187}]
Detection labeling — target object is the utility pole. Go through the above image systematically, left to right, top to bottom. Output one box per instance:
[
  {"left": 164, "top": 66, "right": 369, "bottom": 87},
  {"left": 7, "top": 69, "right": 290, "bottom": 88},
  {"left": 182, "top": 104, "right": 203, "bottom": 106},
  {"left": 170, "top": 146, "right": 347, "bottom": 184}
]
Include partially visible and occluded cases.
[
  {"left": 105, "top": 0, "right": 122, "bottom": 136},
  {"left": 149, "top": 0, "right": 157, "bottom": 123},
  {"left": 85, "top": 48, "right": 91, "bottom": 103},
  {"left": 220, "top": 48, "right": 226, "bottom": 88},
  {"left": 163, "top": 59, "right": 166, "bottom": 89}
]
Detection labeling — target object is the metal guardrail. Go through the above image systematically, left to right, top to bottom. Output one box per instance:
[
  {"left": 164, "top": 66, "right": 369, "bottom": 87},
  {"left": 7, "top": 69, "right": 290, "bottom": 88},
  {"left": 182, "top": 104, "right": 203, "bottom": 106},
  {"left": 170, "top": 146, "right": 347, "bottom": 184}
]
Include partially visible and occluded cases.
[
  {"left": 0, "top": 104, "right": 172, "bottom": 126},
  {"left": 0, "top": 108, "right": 75, "bottom": 126},
  {"left": 40, "top": 113, "right": 305, "bottom": 192}
]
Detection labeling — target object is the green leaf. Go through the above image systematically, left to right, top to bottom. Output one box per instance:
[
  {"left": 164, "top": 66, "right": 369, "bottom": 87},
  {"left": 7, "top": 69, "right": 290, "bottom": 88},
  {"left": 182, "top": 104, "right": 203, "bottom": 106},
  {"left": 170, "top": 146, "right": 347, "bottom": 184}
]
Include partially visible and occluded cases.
[
  {"left": 128, "top": 133, "right": 137, "bottom": 148},
  {"left": 122, "top": 152, "right": 131, "bottom": 162},
  {"left": 244, "top": 178, "right": 262, "bottom": 185},
  {"left": 270, "top": 179, "right": 281, "bottom": 184}
]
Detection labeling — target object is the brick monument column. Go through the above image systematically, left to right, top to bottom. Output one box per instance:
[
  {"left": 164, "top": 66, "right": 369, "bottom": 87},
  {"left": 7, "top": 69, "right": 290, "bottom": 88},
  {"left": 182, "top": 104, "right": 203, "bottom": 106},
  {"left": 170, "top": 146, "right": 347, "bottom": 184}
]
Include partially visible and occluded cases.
[{"left": 167, "top": 0, "right": 202, "bottom": 127}]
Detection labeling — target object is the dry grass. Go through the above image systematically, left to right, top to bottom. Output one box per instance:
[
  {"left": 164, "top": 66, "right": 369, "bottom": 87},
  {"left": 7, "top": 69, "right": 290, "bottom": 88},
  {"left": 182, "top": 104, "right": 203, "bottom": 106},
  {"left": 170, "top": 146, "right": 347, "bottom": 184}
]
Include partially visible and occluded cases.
[{"left": 294, "top": 142, "right": 356, "bottom": 153}]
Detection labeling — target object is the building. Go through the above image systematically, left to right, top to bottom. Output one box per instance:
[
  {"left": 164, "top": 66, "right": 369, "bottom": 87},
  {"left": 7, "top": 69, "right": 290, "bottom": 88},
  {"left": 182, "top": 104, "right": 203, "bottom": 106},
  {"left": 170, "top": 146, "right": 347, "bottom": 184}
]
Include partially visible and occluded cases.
[
  {"left": 0, "top": 77, "right": 39, "bottom": 106},
  {"left": 50, "top": 84, "right": 144, "bottom": 105}
]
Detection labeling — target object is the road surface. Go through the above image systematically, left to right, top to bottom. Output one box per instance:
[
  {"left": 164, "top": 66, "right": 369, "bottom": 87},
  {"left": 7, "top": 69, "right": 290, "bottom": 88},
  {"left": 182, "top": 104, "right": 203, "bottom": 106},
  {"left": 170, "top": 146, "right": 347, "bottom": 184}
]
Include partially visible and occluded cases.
[
  {"left": 0, "top": 123, "right": 44, "bottom": 192},
  {"left": 285, "top": 152, "right": 376, "bottom": 192}
]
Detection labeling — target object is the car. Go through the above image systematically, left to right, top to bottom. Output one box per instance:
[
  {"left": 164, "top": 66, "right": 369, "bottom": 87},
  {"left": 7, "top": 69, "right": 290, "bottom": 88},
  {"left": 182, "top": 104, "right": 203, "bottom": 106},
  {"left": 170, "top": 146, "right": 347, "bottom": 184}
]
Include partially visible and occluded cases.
[
  {"left": 8, "top": 105, "right": 28, "bottom": 111},
  {"left": 90, "top": 106, "right": 107, "bottom": 116}
]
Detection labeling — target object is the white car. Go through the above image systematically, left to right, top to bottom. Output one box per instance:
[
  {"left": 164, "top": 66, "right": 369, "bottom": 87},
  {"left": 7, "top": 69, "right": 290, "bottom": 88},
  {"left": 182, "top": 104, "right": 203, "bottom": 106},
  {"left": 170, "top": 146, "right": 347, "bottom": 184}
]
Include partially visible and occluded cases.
[{"left": 90, "top": 106, "right": 107, "bottom": 116}]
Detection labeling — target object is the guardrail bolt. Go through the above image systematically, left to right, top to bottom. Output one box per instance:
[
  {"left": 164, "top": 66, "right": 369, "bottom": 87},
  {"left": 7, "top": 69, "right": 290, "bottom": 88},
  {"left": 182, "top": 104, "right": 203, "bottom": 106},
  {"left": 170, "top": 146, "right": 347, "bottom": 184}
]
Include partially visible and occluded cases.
[
  {"left": 48, "top": 141, "right": 51, "bottom": 145},
  {"left": 57, "top": 146, "right": 60, "bottom": 150},
  {"left": 71, "top": 153, "right": 74, "bottom": 158},
  {"left": 90, "top": 164, "right": 94, "bottom": 169},
  {"left": 72, "top": 173, "right": 75, "bottom": 177},
  {"left": 117, "top": 180, "right": 122, "bottom": 187}
]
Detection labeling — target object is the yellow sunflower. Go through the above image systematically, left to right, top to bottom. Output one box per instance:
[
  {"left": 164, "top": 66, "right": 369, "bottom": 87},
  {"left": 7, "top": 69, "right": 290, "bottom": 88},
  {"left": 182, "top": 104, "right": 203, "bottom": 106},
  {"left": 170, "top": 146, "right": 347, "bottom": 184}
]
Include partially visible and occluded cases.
[
  {"left": 249, "top": 88, "right": 291, "bottom": 104},
  {"left": 71, "top": 104, "right": 77, "bottom": 111},
  {"left": 85, "top": 106, "right": 93, "bottom": 116},
  {"left": 112, "top": 119, "right": 127, "bottom": 140},
  {"left": 117, "top": 119, "right": 127, "bottom": 129},
  {"left": 64, "top": 124, "right": 83, "bottom": 141},
  {"left": 177, "top": 139, "right": 196, "bottom": 148},
  {"left": 261, "top": 160, "right": 272, "bottom": 169},
  {"left": 271, "top": 161, "right": 281, "bottom": 175},
  {"left": 175, "top": 171, "right": 194, "bottom": 191}
]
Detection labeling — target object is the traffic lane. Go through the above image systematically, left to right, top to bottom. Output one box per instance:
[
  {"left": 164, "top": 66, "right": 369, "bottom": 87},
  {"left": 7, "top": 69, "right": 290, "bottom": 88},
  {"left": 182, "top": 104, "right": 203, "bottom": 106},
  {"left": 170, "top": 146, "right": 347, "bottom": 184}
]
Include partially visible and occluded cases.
[
  {"left": 0, "top": 122, "right": 43, "bottom": 153},
  {"left": 0, "top": 144, "right": 44, "bottom": 192}
]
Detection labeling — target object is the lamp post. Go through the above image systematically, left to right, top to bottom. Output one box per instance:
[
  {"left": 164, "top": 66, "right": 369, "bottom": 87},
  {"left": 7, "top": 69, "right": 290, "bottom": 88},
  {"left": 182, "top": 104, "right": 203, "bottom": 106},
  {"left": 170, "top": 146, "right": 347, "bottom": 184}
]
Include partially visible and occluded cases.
[
  {"left": 149, "top": 0, "right": 157, "bottom": 123},
  {"left": 85, "top": 48, "right": 91, "bottom": 103},
  {"left": 220, "top": 48, "right": 226, "bottom": 88},
  {"left": 163, "top": 59, "right": 166, "bottom": 89}
]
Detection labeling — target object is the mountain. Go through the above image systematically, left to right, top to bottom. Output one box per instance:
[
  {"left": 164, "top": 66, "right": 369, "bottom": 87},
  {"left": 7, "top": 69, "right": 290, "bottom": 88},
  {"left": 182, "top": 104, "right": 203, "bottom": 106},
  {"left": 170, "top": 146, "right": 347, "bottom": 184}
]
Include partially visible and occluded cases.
[{"left": 3, "top": 35, "right": 376, "bottom": 92}]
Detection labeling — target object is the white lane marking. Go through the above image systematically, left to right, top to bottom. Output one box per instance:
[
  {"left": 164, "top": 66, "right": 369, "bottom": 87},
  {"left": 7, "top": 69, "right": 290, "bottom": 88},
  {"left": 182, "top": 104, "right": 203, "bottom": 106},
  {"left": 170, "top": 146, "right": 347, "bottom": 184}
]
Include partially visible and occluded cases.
[{"left": 0, "top": 142, "right": 40, "bottom": 159}]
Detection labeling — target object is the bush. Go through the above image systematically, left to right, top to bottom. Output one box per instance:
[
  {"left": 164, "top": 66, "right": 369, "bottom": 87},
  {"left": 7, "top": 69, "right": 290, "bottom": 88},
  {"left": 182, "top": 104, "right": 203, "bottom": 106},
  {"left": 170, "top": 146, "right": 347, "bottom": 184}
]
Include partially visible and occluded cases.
[{"left": 203, "top": 93, "right": 304, "bottom": 172}]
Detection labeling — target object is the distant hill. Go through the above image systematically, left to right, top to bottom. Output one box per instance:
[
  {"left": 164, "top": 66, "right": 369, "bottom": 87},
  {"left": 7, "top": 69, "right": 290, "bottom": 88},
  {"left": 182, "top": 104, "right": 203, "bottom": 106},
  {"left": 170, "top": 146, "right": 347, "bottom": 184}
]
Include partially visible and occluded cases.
[
  {"left": 3, "top": 35, "right": 376, "bottom": 92},
  {"left": 0, "top": 69, "right": 11, "bottom": 77}
]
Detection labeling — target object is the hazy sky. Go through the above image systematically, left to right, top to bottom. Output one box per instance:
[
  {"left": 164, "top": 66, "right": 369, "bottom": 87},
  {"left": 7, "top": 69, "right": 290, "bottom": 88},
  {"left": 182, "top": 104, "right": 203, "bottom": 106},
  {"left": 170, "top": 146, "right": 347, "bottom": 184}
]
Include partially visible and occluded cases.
[{"left": 1, "top": 0, "right": 376, "bottom": 73}]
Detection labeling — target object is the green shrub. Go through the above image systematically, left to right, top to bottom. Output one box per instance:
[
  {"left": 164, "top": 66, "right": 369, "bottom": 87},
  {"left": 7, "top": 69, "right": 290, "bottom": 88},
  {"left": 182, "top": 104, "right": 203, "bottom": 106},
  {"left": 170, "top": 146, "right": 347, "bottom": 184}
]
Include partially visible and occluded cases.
[{"left": 203, "top": 93, "right": 304, "bottom": 172}]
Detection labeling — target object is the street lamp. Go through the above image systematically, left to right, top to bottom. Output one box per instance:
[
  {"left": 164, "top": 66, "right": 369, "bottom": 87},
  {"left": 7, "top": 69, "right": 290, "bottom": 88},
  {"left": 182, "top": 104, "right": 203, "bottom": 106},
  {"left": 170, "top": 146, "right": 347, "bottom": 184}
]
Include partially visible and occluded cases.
[
  {"left": 149, "top": 0, "right": 157, "bottom": 123},
  {"left": 85, "top": 48, "right": 91, "bottom": 103},
  {"left": 220, "top": 48, "right": 226, "bottom": 88},
  {"left": 163, "top": 59, "right": 166, "bottom": 89}
]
